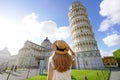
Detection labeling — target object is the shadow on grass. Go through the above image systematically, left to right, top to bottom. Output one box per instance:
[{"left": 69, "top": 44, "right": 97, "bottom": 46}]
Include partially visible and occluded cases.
[
  {"left": 40, "top": 73, "right": 47, "bottom": 76},
  {"left": 71, "top": 75, "right": 77, "bottom": 80}
]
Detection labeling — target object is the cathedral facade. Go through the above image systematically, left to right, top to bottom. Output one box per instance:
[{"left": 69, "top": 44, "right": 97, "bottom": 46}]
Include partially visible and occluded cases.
[
  {"left": 68, "top": 1, "right": 104, "bottom": 69},
  {"left": 16, "top": 37, "right": 52, "bottom": 71}
]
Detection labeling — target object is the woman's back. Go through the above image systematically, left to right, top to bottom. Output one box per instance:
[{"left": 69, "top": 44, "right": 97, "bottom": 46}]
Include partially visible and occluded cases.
[
  {"left": 47, "top": 40, "right": 74, "bottom": 80},
  {"left": 49, "top": 57, "right": 71, "bottom": 80},
  {"left": 53, "top": 69, "right": 71, "bottom": 80}
]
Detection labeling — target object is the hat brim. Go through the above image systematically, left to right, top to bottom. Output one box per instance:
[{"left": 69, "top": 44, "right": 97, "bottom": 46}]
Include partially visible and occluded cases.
[{"left": 52, "top": 40, "right": 68, "bottom": 54}]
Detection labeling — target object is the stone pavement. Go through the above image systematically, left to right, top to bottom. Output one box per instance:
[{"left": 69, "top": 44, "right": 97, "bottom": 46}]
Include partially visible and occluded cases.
[
  {"left": 109, "top": 68, "right": 120, "bottom": 80},
  {"left": 0, "top": 69, "right": 39, "bottom": 80}
]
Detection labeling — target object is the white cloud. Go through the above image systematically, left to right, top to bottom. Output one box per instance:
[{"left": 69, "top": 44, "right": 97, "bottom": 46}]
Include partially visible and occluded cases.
[
  {"left": 99, "top": 0, "right": 120, "bottom": 31},
  {"left": 22, "top": 12, "right": 70, "bottom": 40},
  {"left": 0, "top": 13, "right": 70, "bottom": 55},
  {"left": 0, "top": 16, "right": 31, "bottom": 55},
  {"left": 53, "top": 26, "right": 70, "bottom": 39},
  {"left": 102, "top": 34, "right": 120, "bottom": 47},
  {"left": 100, "top": 50, "right": 113, "bottom": 57}
]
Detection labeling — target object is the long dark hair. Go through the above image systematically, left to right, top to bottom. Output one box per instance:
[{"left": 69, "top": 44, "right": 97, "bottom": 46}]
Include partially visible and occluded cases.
[{"left": 52, "top": 52, "right": 73, "bottom": 72}]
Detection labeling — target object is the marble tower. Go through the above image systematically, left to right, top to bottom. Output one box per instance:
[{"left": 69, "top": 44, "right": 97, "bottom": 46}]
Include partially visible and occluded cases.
[{"left": 68, "top": 1, "right": 104, "bottom": 69}]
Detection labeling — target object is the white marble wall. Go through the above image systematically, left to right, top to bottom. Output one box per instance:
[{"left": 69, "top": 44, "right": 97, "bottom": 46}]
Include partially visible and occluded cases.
[
  {"left": 68, "top": 1, "right": 104, "bottom": 69},
  {"left": 16, "top": 38, "right": 52, "bottom": 69}
]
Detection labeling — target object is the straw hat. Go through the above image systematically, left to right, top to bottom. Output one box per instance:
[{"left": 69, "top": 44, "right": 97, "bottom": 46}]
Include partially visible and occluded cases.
[{"left": 52, "top": 40, "right": 69, "bottom": 54}]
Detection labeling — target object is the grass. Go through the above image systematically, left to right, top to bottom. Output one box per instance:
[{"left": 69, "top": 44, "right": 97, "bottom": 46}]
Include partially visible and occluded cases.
[
  {"left": 105, "top": 65, "right": 117, "bottom": 68},
  {"left": 26, "top": 69, "right": 110, "bottom": 80},
  {"left": 71, "top": 70, "right": 110, "bottom": 80},
  {"left": 26, "top": 74, "right": 47, "bottom": 80}
]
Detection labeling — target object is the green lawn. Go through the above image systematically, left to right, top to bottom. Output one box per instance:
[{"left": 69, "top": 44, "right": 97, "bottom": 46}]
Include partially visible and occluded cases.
[
  {"left": 26, "top": 69, "right": 110, "bottom": 80},
  {"left": 71, "top": 70, "right": 110, "bottom": 80}
]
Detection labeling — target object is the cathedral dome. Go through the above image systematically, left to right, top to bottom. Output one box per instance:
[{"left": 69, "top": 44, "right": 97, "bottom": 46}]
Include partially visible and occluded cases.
[{"left": 41, "top": 37, "right": 52, "bottom": 49}]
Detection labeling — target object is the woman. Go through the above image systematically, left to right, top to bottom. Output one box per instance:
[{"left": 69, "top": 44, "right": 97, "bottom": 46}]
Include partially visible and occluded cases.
[{"left": 47, "top": 40, "right": 75, "bottom": 80}]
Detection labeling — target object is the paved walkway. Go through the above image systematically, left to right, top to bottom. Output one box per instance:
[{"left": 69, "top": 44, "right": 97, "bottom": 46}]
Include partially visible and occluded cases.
[
  {"left": 1, "top": 68, "right": 120, "bottom": 80},
  {"left": 0, "top": 69, "right": 39, "bottom": 80},
  {"left": 109, "top": 69, "right": 120, "bottom": 80}
]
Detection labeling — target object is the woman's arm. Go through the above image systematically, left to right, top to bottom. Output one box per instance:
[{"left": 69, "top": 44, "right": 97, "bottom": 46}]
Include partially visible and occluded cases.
[
  {"left": 69, "top": 48, "right": 75, "bottom": 56},
  {"left": 47, "top": 61, "right": 53, "bottom": 80}
]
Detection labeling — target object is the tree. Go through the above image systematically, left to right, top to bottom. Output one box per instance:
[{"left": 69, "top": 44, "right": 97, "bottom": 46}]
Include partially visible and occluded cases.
[{"left": 113, "top": 49, "right": 120, "bottom": 67}]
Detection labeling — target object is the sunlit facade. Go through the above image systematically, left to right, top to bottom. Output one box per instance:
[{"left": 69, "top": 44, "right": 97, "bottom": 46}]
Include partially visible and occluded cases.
[
  {"left": 68, "top": 1, "right": 104, "bottom": 69},
  {"left": 16, "top": 37, "right": 52, "bottom": 71}
]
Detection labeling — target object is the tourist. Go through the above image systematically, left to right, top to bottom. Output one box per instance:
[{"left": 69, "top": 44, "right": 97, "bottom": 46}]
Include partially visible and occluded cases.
[
  {"left": 47, "top": 40, "right": 75, "bottom": 80},
  {"left": 11, "top": 65, "right": 14, "bottom": 73},
  {"left": 14, "top": 65, "right": 17, "bottom": 72}
]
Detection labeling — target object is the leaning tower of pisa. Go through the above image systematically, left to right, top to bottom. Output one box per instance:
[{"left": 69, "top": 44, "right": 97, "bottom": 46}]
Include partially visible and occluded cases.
[{"left": 68, "top": 1, "right": 104, "bottom": 69}]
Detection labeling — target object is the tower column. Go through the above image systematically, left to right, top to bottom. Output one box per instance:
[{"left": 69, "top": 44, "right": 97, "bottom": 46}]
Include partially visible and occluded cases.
[{"left": 68, "top": 1, "right": 104, "bottom": 69}]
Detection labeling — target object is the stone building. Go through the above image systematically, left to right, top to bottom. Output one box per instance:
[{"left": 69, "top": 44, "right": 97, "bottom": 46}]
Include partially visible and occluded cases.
[
  {"left": 68, "top": 1, "right": 104, "bottom": 69},
  {"left": 16, "top": 37, "right": 52, "bottom": 71},
  {"left": 0, "top": 47, "right": 11, "bottom": 71},
  {"left": 102, "top": 56, "right": 118, "bottom": 67}
]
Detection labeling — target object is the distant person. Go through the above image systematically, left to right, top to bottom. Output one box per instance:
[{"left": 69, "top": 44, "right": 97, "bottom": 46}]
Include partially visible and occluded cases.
[
  {"left": 47, "top": 40, "right": 75, "bottom": 80},
  {"left": 11, "top": 65, "right": 14, "bottom": 72},
  {"left": 14, "top": 65, "right": 17, "bottom": 72},
  {"left": 3, "top": 66, "right": 7, "bottom": 72}
]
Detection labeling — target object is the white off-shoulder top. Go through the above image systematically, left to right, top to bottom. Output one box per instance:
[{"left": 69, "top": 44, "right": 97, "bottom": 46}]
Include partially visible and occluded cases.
[{"left": 48, "top": 56, "right": 71, "bottom": 80}]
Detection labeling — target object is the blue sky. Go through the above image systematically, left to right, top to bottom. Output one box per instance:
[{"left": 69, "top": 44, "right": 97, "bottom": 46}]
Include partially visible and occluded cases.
[{"left": 0, "top": 0, "right": 120, "bottom": 57}]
